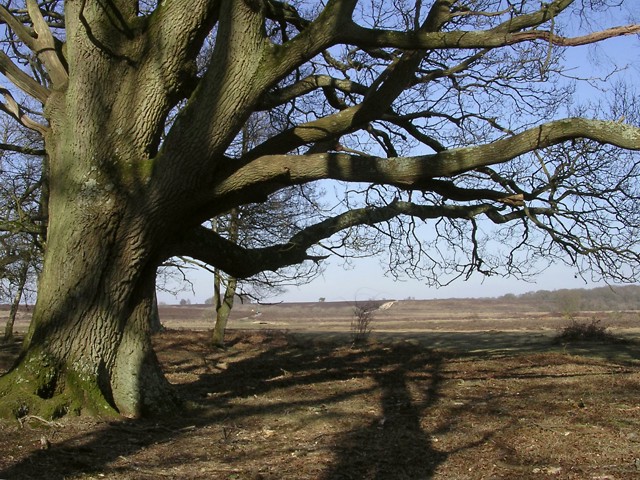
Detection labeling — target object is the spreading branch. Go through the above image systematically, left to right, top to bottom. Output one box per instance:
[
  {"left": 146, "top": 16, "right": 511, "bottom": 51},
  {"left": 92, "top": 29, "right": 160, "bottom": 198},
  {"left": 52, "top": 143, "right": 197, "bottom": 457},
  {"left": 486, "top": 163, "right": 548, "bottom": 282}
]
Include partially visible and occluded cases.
[
  {"left": 25, "top": 0, "right": 67, "bottom": 86},
  {"left": 329, "top": 0, "right": 638, "bottom": 58},
  {"left": 346, "top": 22, "right": 640, "bottom": 51},
  {"left": 0, "top": 88, "right": 47, "bottom": 134},
  {"left": 214, "top": 118, "right": 640, "bottom": 202},
  {"left": 173, "top": 197, "right": 561, "bottom": 278}
]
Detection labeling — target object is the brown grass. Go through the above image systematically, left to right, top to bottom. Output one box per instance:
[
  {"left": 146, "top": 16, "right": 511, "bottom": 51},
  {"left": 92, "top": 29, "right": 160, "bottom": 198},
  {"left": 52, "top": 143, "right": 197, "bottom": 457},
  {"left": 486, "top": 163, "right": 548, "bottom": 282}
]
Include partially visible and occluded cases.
[{"left": 1, "top": 326, "right": 640, "bottom": 479}]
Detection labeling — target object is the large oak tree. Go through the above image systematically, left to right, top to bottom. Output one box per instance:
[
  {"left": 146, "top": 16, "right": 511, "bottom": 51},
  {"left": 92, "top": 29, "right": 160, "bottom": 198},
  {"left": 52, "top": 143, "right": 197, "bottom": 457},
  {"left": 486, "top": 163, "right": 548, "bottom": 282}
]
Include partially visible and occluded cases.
[{"left": 0, "top": 0, "right": 639, "bottom": 418}]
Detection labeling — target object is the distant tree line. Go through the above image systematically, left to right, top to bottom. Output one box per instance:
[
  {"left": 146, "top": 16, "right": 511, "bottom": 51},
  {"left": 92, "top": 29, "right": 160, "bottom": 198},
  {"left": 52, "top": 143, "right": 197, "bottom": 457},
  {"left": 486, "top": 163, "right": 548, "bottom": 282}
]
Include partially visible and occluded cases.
[{"left": 498, "top": 285, "right": 640, "bottom": 312}]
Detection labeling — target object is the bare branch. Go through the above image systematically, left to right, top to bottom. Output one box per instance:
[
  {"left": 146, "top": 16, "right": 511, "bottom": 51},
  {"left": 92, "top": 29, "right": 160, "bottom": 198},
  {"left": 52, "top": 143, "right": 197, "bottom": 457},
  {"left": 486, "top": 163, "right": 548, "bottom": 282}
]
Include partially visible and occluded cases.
[
  {"left": 26, "top": 0, "right": 67, "bottom": 86},
  {"left": 248, "top": 0, "right": 454, "bottom": 160},
  {"left": 262, "top": 0, "right": 359, "bottom": 76},
  {"left": 265, "top": 0, "right": 310, "bottom": 32},
  {"left": 343, "top": 1, "right": 639, "bottom": 51},
  {"left": 0, "top": 5, "right": 38, "bottom": 51},
  {"left": 349, "top": 23, "right": 640, "bottom": 51},
  {"left": 504, "top": 24, "right": 640, "bottom": 48},
  {"left": 0, "top": 51, "right": 49, "bottom": 103},
  {"left": 259, "top": 75, "right": 368, "bottom": 110},
  {"left": 0, "top": 88, "right": 47, "bottom": 134},
  {"left": 216, "top": 118, "right": 640, "bottom": 200},
  {"left": 0, "top": 142, "right": 46, "bottom": 156},
  {"left": 172, "top": 200, "right": 498, "bottom": 277}
]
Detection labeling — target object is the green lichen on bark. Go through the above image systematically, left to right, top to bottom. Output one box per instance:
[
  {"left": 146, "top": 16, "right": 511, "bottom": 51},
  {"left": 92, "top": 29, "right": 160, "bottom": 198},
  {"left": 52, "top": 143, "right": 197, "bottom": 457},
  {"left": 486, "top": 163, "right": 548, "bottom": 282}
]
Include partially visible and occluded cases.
[
  {"left": 0, "top": 348, "right": 120, "bottom": 420},
  {"left": 62, "top": 367, "right": 120, "bottom": 418}
]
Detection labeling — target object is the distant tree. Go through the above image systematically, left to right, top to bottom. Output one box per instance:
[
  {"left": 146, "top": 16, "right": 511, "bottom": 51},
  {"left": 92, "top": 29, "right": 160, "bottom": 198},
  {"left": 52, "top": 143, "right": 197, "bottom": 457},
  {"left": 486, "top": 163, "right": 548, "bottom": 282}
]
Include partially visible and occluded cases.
[
  {"left": 0, "top": 1, "right": 638, "bottom": 418},
  {"left": 210, "top": 115, "right": 324, "bottom": 347},
  {"left": 0, "top": 123, "right": 44, "bottom": 343},
  {"left": 210, "top": 183, "right": 324, "bottom": 346},
  {"left": 210, "top": 209, "right": 240, "bottom": 348},
  {"left": 1, "top": 250, "right": 37, "bottom": 343},
  {"left": 555, "top": 289, "right": 583, "bottom": 317},
  {"left": 148, "top": 290, "right": 162, "bottom": 333}
]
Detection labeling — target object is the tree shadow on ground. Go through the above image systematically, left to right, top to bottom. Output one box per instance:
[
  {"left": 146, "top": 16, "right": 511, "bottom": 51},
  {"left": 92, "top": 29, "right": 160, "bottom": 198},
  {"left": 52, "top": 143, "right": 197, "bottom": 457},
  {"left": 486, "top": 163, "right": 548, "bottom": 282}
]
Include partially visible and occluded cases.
[
  {"left": 1, "top": 329, "right": 636, "bottom": 479},
  {"left": 184, "top": 334, "right": 458, "bottom": 479},
  {"left": 0, "top": 337, "right": 21, "bottom": 367},
  {"left": 318, "top": 352, "right": 448, "bottom": 479}
]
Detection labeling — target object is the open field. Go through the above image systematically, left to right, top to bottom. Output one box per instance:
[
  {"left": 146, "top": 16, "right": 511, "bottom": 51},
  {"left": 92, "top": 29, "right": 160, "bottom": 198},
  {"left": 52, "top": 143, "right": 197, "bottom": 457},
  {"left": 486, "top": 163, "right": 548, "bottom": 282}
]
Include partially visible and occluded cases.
[
  {"left": 5, "top": 297, "right": 640, "bottom": 340},
  {"left": 156, "top": 297, "right": 640, "bottom": 332},
  {"left": 1, "top": 299, "right": 640, "bottom": 479}
]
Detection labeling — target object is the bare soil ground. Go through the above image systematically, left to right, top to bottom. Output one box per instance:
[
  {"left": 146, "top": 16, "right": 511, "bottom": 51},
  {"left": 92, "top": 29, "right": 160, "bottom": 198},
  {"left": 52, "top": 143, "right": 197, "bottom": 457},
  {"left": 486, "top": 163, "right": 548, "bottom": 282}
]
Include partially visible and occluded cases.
[{"left": 1, "top": 300, "right": 640, "bottom": 479}]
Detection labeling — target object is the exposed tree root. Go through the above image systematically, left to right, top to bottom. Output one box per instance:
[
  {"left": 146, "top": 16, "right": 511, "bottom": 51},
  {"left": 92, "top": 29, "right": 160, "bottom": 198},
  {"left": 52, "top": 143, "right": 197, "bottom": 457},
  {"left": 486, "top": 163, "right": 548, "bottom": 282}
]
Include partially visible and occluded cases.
[{"left": 0, "top": 358, "right": 120, "bottom": 420}]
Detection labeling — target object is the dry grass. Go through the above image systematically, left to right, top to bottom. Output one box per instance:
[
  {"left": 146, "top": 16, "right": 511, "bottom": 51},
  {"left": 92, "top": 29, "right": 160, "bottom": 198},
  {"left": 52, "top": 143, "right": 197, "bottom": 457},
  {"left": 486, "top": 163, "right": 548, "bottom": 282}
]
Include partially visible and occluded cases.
[{"left": 1, "top": 328, "right": 640, "bottom": 479}]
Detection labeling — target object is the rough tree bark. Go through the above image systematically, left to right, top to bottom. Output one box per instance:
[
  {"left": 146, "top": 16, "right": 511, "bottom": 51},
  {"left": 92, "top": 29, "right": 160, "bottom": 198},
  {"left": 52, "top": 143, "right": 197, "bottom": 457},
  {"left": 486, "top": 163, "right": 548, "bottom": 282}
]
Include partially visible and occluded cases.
[
  {"left": 0, "top": 0, "right": 221, "bottom": 418},
  {"left": 0, "top": 158, "right": 176, "bottom": 416}
]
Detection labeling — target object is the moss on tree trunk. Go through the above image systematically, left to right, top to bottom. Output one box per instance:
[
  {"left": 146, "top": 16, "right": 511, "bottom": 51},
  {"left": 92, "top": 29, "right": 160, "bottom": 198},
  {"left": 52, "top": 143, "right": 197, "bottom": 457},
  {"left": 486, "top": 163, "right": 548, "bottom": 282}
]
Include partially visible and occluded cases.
[{"left": 0, "top": 184, "right": 178, "bottom": 418}]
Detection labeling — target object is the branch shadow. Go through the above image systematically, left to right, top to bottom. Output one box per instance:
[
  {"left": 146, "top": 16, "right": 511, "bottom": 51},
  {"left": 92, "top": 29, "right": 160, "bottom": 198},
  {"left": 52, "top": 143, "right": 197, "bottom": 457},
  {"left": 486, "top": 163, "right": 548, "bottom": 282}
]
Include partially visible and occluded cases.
[
  {"left": 3, "top": 329, "right": 624, "bottom": 479},
  {"left": 318, "top": 349, "right": 448, "bottom": 479}
]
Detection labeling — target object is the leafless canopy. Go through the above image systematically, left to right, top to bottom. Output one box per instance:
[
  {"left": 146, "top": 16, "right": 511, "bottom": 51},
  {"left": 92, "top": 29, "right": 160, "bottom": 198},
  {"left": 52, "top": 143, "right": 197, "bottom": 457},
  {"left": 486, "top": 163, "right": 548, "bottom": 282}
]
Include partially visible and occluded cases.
[{"left": 1, "top": 0, "right": 640, "bottom": 288}]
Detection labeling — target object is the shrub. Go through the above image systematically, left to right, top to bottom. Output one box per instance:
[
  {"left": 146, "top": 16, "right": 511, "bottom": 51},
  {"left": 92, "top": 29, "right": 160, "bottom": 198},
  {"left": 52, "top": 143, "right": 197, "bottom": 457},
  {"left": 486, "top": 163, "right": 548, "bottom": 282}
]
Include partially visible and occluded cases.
[
  {"left": 351, "top": 301, "right": 377, "bottom": 345},
  {"left": 555, "top": 317, "right": 614, "bottom": 342}
]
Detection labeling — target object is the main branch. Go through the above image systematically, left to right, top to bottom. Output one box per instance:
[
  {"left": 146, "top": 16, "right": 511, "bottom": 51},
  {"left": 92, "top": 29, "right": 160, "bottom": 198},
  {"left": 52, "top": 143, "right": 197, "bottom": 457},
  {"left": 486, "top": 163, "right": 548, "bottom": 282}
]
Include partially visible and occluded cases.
[
  {"left": 342, "top": 0, "right": 638, "bottom": 51},
  {"left": 214, "top": 118, "right": 640, "bottom": 203},
  {"left": 172, "top": 201, "right": 501, "bottom": 277}
]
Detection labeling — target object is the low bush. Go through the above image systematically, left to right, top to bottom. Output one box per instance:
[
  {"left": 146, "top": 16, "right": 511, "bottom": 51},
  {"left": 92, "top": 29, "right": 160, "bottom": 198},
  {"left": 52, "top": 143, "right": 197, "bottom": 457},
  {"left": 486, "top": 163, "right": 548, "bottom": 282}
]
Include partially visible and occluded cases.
[
  {"left": 351, "top": 301, "right": 378, "bottom": 345},
  {"left": 555, "top": 318, "right": 615, "bottom": 342}
]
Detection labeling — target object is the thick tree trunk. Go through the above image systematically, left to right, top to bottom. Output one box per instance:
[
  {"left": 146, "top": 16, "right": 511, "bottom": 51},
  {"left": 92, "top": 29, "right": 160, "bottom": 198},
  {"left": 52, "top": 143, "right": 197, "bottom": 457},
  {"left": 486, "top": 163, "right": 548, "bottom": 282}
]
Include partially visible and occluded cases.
[
  {"left": 0, "top": 0, "right": 268, "bottom": 420},
  {"left": 0, "top": 0, "right": 266, "bottom": 421},
  {"left": 0, "top": 17, "right": 188, "bottom": 417},
  {"left": 0, "top": 187, "right": 176, "bottom": 419}
]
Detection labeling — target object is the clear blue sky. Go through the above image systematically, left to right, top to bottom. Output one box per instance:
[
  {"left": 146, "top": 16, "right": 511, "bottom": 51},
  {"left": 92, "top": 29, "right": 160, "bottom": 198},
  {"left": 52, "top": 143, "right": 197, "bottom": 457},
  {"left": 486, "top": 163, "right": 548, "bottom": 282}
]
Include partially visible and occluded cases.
[
  {"left": 157, "top": 11, "right": 639, "bottom": 305},
  {"left": 158, "top": 260, "right": 609, "bottom": 304}
]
